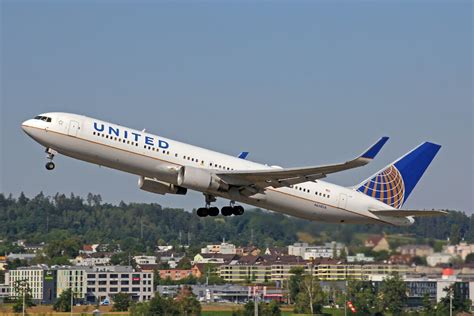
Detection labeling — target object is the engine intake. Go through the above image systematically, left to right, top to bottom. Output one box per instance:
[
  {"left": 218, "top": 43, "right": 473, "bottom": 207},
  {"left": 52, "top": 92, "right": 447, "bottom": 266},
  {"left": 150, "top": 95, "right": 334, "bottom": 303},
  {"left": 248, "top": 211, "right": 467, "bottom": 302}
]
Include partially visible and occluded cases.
[
  {"left": 177, "top": 166, "right": 227, "bottom": 192},
  {"left": 138, "top": 177, "right": 187, "bottom": 195}
]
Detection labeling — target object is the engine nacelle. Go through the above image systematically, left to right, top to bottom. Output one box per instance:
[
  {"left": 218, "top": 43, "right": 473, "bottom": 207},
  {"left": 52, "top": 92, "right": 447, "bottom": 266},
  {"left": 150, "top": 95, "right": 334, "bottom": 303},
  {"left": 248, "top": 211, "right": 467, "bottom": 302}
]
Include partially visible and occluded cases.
[
  {"left": 177, "top": 166, "right": 228, "bottom": 192},
  {"left": 138, "top": 177, "right": 187, "bottom": 195}
]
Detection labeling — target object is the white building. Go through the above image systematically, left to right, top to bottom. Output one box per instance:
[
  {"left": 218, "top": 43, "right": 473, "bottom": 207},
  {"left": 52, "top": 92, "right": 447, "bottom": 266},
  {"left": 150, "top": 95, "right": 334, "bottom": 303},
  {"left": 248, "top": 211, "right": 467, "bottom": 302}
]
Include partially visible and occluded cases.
[
  {"left": 201, "top": 242, "right": 237, "bottom": 255},
  {"left": 288, "top": 242, "right": 346, "bottom": 259},
  {"left": 444, "top": 242, "right": 474, "bottom": 260},
  {"left": 157, "top": 245, "right": 173, "bottom": 253},
  {"left": 7, "top": 253, "right": 36, "bottom": 262},
  {"left": 347, "top": 253, "right": 375, "bottom": 263},
  {"left": 426, "top": 253, "right": 453, "bottom": 267},
  {"left": 72, "top": 255, "right": 111, "bottom": 267},
  {"left": 133, "top": 255, "right": 157, "bottom": 265},
  {"left": 8, "top": 266, "right": 47, "bottom": 300},
  {"left": 85, "top": 266, "right": 154, "bottom": 303},
  {"left": 56, "top": 267, "right": 87, "bottom": 298}
]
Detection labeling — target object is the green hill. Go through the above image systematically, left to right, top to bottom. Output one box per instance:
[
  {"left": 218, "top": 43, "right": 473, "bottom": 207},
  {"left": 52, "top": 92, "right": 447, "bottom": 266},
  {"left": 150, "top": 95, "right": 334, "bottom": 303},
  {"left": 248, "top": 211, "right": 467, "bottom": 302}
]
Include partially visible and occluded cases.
[{"left": 0, "top": 192, "right": 471, "bottom": 255}]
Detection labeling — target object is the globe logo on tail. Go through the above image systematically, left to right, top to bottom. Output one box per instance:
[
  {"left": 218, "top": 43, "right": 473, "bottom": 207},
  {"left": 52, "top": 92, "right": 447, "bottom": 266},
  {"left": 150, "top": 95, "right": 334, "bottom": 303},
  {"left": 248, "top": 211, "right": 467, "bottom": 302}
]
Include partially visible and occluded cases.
[{"left": 357, "top": 165, "right": 405, "bottom": 209}]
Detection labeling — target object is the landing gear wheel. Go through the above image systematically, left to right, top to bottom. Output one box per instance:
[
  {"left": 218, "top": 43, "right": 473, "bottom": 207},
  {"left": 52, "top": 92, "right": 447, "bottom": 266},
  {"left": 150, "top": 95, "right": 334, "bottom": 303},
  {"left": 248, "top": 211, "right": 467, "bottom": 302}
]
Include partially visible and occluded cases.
[
  {"left": 45, "top": 162, "right": 55, "bottom": 170},
  {"left": 233, "top": 205, "right": 244, "bottom": 216},
  {"left": 221, "top": 206, "right": 233, "bottom": 216},
  {"left": 208, "top": 207, "right": 219, "bottom": 217},
  {"left": 197, "top": 208, "right": 208, "bottom": 217}
]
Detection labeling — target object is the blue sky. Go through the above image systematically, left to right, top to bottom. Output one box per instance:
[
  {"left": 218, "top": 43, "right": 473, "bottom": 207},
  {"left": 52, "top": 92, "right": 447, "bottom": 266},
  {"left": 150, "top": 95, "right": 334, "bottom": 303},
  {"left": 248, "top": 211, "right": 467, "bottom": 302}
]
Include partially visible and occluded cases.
[{"left": 1, "top": 1, "right": 472, "bottom": 213}]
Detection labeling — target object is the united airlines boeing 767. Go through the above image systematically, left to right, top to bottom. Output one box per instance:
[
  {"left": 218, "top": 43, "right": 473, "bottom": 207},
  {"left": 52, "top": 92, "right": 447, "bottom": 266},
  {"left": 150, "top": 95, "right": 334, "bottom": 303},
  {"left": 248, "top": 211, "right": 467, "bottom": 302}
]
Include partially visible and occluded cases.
[{"left": 21, "top": 112, "right": 446, "bottom": 226}]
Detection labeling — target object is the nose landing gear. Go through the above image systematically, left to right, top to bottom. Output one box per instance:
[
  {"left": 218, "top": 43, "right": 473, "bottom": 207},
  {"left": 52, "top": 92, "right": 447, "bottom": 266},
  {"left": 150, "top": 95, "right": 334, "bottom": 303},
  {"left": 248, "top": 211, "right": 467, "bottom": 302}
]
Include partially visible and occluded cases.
[{"left": 45, "top": 148, "right": 56, "bottom": 170}]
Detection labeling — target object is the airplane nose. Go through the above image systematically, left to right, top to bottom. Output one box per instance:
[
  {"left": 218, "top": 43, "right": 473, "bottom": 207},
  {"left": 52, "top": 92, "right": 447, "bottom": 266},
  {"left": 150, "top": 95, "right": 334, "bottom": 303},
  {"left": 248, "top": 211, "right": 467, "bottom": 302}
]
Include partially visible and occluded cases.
[{"left": 21, "top": 119, "right": 35, "bottom": 134}]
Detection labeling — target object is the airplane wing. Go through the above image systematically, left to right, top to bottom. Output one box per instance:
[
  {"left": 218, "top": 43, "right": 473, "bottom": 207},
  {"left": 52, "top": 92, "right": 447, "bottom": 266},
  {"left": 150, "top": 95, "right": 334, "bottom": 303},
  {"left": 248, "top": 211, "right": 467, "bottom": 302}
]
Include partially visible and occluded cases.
[
  {"left": 217, "top": 137, "right": 389, "bottom": 189},
  {"left": 369, "top": 209, "right": 448, "bottom": 217}
]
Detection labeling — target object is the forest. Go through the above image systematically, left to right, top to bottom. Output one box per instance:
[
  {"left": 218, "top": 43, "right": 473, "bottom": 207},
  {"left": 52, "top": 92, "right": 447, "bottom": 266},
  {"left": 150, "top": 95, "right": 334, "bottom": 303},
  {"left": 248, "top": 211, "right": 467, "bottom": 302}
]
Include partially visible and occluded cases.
[{"left": 0, "top": 192, "right": 472, "bottom": 254}]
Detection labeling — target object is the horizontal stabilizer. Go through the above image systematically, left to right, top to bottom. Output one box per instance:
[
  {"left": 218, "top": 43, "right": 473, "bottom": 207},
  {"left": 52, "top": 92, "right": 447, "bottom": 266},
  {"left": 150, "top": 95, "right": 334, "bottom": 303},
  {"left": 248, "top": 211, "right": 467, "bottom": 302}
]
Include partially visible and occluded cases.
[
  {"left": 238, "top": 152, "right": 249, "bottom": 159},
  {"left": 369, "top": 209, "right": 448, "bottom": 217}
]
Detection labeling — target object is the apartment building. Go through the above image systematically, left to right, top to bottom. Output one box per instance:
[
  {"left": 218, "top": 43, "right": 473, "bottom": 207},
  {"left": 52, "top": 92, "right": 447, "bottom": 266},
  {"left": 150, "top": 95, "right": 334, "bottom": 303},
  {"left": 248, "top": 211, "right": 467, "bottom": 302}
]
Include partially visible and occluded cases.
[
  {"left": 219, "top": 256, "right": 411, "bottom": 283},
  {"left": 8, "top": 266, "right": 47, "bottom": 301},
  {"left": 85, "top": 266, "right": 154, "bottom": 303},
  {"left": 56, "top": 267, "right": 87, "bottom": 299}
]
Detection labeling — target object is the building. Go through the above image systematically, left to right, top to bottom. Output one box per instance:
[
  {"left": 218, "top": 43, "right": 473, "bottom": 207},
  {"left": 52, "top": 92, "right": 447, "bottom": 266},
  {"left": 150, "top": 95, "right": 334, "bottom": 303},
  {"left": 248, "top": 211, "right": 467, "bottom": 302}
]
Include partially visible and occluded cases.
[
  {"left": 364, "top": 235, "right": 390, "bottom": 252},
  {"left": 201, "top": 242, "right": 237, "bottom": 255},
  {"left": 288, "top": 242, "right": 346, "bottom": 259},
  {"left": 23, "top": 243, "right": 45, "bottom": 254},
  {"left": 444, "top": 243, "right": 474, "bottom": 260},
  {"left": 80, "top": 244, "right": 99, "bottom": 255},
  {"left": 157, "top": 245, "right": 173, "bottom": 253},
  {"left": 398, "top": 245, "right": 434, "bottom": 257},
  {"left": 238, "top": 246, "right": 261, "bottom": 257},
  {"left": 159, "top": 252, "right": 185, "bottom": 269},
  {"left": 7, "top": 253, "right": 36, "bottom": 262},
  {"left": 72, "top": 253, "right": 112, "bottom": 266},
  {"left": 193, "top": 253, "right": 237, "bottom": 265},
  {"left": 346, "top": 253, "right": 375, "bottom": 263},
  {"left": 427, "top": 253, "right": 453, "bottom": 267},
  {"left": 388, "top": 254, "right": 413, "bottom": 265},
  {"left": 133, "top": 255, "right": 157, "bottom": 265},
  {"left": 0, "top": 256, "right": 7, "bottom": 270},
  {"left": 220, "top": 257, "right": 411, "bottom": 283},
  {"left": 8, "top": 266, "right": 48, "bottom": 302},
  {"left": 85, "top": 266, "right": 153, "bottom": 303},
  {"left": 56, "top": 267, "right": 87, "bottom": 299},
  {"left": 158, "top": 269, "right": 192, "bottom": 281},
  {"left": 0, "top": 283, "right": 10, "bottom": 302},
  {"left": 191, "top": 284, "right": 253, "bottom": 303}
]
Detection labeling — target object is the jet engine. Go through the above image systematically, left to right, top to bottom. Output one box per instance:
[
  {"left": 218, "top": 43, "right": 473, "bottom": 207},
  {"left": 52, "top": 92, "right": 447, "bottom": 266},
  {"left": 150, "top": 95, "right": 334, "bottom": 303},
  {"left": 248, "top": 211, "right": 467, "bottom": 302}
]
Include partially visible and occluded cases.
[
  {"left": 177, "top": 166, "right": 228, "bottom": 192},
  {"left": 138, "top": 176, "right": 187, "bottom": 195}
]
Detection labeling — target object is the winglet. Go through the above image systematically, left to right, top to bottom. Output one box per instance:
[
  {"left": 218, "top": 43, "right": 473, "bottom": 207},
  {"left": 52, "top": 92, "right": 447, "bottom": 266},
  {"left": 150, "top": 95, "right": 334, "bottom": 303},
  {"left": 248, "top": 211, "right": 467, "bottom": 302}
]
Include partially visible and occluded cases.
[
  {"left": 360, "top": 136, "right": 389, "bottom": 159},
  {"left": 238, "top": 152, "right": 249, "bottom": 159}
]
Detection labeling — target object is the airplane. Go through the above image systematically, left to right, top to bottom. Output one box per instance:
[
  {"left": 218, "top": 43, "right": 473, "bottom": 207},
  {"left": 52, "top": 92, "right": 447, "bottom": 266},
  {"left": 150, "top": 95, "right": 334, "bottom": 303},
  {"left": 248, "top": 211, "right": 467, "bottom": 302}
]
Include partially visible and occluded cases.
[{"left": 21, "top": 112, "right": 447, "bottom": 226}]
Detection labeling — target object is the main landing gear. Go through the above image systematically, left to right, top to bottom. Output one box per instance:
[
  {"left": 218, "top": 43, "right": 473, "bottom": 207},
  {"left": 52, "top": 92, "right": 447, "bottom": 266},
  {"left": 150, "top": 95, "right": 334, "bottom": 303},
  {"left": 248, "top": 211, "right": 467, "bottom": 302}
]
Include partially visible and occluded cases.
[
  {"left": 45, "top": 148, "right": 56, "bottom": 170},
  {"left": 196, "top": 195, "right": 245, "bottom": 218}
]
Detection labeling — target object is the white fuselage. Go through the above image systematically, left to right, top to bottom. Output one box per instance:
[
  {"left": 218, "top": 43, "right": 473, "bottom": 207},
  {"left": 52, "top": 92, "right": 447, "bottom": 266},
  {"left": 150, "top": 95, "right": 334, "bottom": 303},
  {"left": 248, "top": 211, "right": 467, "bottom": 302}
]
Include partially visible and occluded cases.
[{"left": 21, "top": 112, "right": 411, "bottom": 226}]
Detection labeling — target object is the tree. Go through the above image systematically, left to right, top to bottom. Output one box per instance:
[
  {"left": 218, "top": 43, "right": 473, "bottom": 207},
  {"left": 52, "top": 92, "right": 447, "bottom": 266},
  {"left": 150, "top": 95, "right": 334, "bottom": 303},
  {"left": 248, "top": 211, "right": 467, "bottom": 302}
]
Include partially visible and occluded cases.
[
  {"left": 450, "top": 224, "right": 461, "bottom": 245},
  {"left": 110, "top": 252, "right": 131, "bottom": 265},
  {"left": 465, "top": 253, "right": 474, "bottom": 264},
  {"left": 412, "top": 256, "right": 427, "bottom": 266},
  {"left": 176, "top": 257, "right": 192, "bottom": 270},
  {"left": 288, "top": 266, "right": 304, "bottom": 303},
  {"left": 292, "top": 268, "right": 324, "bottom": 315},
  {"left": 379, "top": 273, "right": 407, "bottom": 315},
  {"left": 12, "top": 280, "right": 34, "bottom": 313},
  {"left": 347, "top": 280, "right": 378, "bottom": 316},
  {"left": 436, "top": 284, "right": 471, "bottom": 315},
  {"left": 176, "top": 286, "right": 201, "bottom": 315},
  {"left": 53, "top": 288, "right": 72, "bottom": 312},
  {"left": 112, "top": 292, "right": 131, "bottom": 312},
  {"left": 147, "top": 292, "right": 179, "bottom": 315},
  {"left": 422, "top": 293, "right": 434, "bottom": 315},
  {"left": 243, "top": 300, "right": 255, "bottom": 316}
]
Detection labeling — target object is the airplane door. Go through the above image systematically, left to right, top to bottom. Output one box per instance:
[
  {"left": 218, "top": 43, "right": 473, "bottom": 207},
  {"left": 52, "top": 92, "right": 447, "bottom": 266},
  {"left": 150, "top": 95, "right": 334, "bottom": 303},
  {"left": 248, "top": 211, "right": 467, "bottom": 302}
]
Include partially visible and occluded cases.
[
  {"left": 68, "top": 120, "right": 80, "bottom": 136},
  {"left": 338, "top": 193, "right": 348, "bottom": 209}
]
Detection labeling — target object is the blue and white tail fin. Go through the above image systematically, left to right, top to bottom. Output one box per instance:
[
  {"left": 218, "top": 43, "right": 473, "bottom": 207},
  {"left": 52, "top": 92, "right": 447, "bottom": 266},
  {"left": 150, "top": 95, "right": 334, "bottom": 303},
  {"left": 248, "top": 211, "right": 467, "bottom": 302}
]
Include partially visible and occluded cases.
[{"left": 354, "top": 142, "right": 441, "bottom": 209}]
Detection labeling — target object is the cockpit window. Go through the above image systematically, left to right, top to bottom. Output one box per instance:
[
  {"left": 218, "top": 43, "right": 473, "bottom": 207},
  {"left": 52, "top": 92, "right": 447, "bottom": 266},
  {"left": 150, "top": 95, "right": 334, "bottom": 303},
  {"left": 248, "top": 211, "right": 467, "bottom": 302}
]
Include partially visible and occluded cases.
[{"left": 34, "top": 116, "right": 52, "bottom": 123}]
